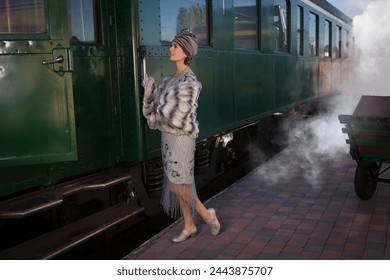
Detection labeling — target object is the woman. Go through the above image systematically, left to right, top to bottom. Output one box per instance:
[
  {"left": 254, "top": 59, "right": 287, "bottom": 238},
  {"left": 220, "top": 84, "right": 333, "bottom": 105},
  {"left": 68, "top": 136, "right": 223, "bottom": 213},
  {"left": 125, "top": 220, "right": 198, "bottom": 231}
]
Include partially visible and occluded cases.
[{"left": 142, "top": 28, "right": 220, "bottom": 242}]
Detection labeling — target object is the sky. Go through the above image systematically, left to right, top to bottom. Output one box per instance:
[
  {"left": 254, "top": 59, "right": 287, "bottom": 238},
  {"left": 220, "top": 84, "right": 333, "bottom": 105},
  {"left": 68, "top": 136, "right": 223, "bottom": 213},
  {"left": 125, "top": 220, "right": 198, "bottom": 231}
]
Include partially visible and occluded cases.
[{"left": 326, "top": 0, "right": 366, "bottom": 18}]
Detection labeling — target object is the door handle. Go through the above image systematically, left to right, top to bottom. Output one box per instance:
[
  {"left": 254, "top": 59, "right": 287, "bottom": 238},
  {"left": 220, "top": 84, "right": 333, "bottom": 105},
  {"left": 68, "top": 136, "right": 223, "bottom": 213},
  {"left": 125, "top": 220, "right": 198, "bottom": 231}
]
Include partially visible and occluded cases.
[
  {"left": 42, "top": 46, "right": 73, "bottom": 74},
  {"left": 42, "top": 55, "right": 64, "bottom": 65},
  {"left": 142, "top": 57, "right": 147, "bottom": 79}
]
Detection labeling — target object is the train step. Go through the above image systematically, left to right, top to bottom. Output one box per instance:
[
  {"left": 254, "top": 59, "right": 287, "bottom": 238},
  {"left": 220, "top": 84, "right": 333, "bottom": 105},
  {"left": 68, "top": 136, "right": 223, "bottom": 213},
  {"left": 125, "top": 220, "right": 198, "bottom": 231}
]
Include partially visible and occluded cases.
[
  {"left": 0, "top": 168, "right": 132, "bottom": 218},
  {"left": 0, "top": 202, "right": 144, "bottom": 259}
]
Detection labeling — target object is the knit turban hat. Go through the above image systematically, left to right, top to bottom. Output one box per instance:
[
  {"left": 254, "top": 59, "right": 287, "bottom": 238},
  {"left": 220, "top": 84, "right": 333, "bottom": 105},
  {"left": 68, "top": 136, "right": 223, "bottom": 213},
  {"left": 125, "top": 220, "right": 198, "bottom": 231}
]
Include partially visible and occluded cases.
[{"left": 173, "top": 28, "right": 198, "bottom": 61}]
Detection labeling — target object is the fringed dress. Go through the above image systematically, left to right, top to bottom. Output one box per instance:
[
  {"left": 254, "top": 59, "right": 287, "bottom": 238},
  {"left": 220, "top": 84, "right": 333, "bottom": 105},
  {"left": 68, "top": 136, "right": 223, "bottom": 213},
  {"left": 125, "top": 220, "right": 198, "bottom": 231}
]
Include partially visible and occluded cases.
[{"left": 142, "top": 71, "right": 202, "bottom": 218}]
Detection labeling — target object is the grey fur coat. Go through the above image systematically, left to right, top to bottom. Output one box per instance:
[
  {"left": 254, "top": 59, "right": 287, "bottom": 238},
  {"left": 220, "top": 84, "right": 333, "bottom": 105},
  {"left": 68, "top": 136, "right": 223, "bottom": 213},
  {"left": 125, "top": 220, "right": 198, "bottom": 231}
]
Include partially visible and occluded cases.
[{"left": 142, "top": 71, "right": 202, "bottom": 138}]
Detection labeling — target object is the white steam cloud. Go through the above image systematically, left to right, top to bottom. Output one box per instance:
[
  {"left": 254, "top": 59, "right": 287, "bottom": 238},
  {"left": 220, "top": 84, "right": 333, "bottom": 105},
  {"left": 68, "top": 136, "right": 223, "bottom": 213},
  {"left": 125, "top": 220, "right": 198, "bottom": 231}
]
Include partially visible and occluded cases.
[
  {"left": 353, "top": 0, "right": 390, "bottom": 93},
  {"left": 255, "top": 1, "right": 390, "bottom": 186}
]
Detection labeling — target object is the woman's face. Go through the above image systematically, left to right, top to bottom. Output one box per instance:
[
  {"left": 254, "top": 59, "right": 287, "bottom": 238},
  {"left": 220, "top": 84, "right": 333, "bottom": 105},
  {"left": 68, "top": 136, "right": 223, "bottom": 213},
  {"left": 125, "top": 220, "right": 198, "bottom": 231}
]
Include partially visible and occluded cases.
[{"left": 169, "top": 42, "right": 187, "bottom": 63}]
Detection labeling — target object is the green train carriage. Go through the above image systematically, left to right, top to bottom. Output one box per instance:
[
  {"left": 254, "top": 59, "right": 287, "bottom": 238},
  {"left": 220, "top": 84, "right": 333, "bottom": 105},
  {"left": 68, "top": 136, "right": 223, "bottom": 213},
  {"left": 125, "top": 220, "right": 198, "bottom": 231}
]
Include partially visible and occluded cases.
[{"left": 0, "top": 0, "right": 352, "bottom": 258}]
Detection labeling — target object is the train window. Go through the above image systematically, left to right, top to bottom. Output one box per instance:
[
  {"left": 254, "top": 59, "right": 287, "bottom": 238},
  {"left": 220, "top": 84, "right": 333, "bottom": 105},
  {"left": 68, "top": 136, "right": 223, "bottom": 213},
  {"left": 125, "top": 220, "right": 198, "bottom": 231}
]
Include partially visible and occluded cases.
[
  {"left": 0, "top": 0, "right": 46, "bottom": 34},
  {"left": 67, "top": 0, "right": 99, "bottom": 43},
  {"left": 160, "top": 0, "right": 209, "bottom": 46},
  {"left": 234, "top": 0, "right": 258, "bottom": 50},
  {"left": 274, "top": 0, "right": 290, "bottom": 53},
  {"left": 296, "top": 5, "right": 303, "bottom": 55},
  {"left": 309, "top": 12, "right": 318, "bottom": 56},
  {"left": 324, "top": 20, "right": 332, "bottom": 57},
  {"left": 335, "top": 25, "right": 341, "bottom": 58},
  {"left": 343, "top": 29, "right": 349, "bottom": 57}
]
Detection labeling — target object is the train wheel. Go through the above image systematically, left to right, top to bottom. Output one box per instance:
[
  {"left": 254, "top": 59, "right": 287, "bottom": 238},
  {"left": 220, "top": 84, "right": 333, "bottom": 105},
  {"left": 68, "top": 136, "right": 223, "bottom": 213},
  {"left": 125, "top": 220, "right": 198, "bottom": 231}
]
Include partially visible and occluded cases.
[{"left": 354, "top": 162, "right": 378, "bottom": 200}]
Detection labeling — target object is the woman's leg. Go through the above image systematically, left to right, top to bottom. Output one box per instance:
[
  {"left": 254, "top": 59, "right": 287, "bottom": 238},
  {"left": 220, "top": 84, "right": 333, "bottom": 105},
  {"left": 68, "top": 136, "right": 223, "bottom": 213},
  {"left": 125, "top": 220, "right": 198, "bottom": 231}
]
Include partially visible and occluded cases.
[
  {"left": 170, "top": 183, "right": 196, "bottom": 231},
  {"left": 170, "top": 183, "right": 220, "bottom": 237},
  {"left": 196, "top": 198, "right": 220, "bottom": 236},
  {"left": 195, "top": 199, "right": 212, "bottom": 221}
]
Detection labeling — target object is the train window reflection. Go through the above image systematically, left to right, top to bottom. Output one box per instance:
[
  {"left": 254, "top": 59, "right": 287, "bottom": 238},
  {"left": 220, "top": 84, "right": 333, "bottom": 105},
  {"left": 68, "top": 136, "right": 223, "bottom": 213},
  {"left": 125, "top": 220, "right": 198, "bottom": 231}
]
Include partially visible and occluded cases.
[
  {"left": 0, "top": 0, "right": 46, "bottom": 34},
  {"left": 67, "top": 0, "right": 99, "bottom": 43},
  {"left": 160, "top": 0, "right": 209, "bottom": 45},
  {"left": 234, "top": 0, "right": 258, "bottom": 50},
  {"left": 274, "top": 0, "right": 290, "bottom": 53},
  {"left": 297, "top": 5, "right": 303, "bottom": 55},
  {"left": 309, "top": 12, "right": 318, "bottom": 56},
  {"left": 324, "top": 20, "right": 332, "bottom": 57},
  {"left": 335, "top": 25, "right": 341, "bottom": 58},
  {"left": 343, "top": 29, "right": 349, "bottom": 57}
]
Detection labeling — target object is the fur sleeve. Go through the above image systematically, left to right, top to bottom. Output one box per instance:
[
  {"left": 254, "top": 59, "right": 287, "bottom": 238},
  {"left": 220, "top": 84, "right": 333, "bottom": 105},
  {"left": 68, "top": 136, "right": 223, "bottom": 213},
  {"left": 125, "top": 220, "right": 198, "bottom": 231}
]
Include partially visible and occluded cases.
[
  {"left": 157, "top": 75, "right": 202, "bottom": 136},
  {"left": 142, "top": 77, "right": 158, "bottom": 129}
]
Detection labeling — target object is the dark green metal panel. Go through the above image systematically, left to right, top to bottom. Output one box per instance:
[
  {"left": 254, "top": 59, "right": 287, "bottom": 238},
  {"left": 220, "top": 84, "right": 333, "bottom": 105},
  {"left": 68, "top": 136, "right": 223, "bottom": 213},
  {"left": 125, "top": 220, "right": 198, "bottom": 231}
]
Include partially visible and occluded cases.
[
  {"left": 0, "top": 0, "right": 76, "bottom": 167},
  {"left": 115, "top": 0, "right": 146, "bottom": 163},
  {"left": 192, "top": 52, "right": 234, "bottom": 139},
  {"left": 198, "top": 52, "right": 235, "bottom": 133},
  {"left": 234, "top": 52, "right": 262, "bottom": 121},
  {"left": 234, "top": 52, "right": 276, "bottom": 123},
  {"left": 0, "top": 54, "right": 76, "bottom": 165},
  {"left": 259, "top": 55, "right": 275, "bottom": 113},
  {"left": 275, "top": 56, "right": 296, "bottom": 107},
  {"left": 319, "top": 60, "right": 332, "bottom": 95},
  {"left": 0, "top": 164, "right": 51, "bottom": 197}
]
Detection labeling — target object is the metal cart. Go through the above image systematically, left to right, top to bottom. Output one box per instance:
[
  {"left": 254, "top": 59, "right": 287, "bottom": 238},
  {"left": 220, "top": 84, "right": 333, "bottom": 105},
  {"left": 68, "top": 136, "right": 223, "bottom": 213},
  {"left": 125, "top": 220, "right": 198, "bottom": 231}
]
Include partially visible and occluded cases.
[{"left": 339, "top": 95, "right": 390, "bottom": 200}]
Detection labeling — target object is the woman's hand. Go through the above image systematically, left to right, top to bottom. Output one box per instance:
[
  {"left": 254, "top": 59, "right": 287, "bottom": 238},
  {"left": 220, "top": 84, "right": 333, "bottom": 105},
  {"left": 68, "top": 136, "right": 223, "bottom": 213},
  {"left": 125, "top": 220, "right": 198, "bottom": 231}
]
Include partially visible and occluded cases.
[
  {"left": 141, "top": 74, "right": 148, "bottom": 88},
  {"left": 142, "top": 76, "right": 156, "bottom": 105}
]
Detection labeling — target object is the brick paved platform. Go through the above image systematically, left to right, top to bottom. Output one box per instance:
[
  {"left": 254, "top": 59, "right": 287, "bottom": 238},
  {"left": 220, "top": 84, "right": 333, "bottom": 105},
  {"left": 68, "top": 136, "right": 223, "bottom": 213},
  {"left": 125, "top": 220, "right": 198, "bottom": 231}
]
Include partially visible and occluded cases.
[{"left": 125, "top": 150, "right": 390, "bottom": 260}]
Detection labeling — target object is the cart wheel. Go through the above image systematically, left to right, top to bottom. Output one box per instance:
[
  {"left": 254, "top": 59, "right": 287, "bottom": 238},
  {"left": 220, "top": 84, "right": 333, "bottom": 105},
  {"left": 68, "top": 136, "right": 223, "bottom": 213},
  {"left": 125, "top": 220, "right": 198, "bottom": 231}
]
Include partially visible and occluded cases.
[{"left": 354, "top": 162, "right": 378, "bottom": 200}]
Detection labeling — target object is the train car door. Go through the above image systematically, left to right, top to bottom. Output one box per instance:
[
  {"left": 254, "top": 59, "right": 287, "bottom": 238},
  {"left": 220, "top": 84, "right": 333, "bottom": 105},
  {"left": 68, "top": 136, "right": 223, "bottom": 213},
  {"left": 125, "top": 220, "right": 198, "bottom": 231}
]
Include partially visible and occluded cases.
[{"left": 0, "top": 0, "right": 76, "bottom": 166}]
